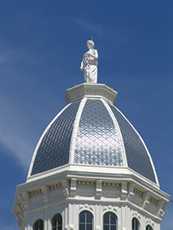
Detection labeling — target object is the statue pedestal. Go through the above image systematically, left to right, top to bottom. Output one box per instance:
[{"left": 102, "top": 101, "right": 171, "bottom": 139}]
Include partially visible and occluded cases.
[{"left": 65, "top": 83, "right": 118, "bottom": 104}]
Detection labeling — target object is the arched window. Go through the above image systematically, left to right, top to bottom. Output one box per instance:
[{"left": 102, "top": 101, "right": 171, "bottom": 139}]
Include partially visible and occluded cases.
[
  {"left": 79, "top": 210, "right": 93, "bottom": 230},
  {"left": 103, "top": 212, "right": 117, "bottom": 230},
  {"left": 51, "top": 214, "right": 62, "bottom": 230},
  {"left": 132, "top": 218, "right": 140, "bottom": 230},
  {"left": 33, "top": 219, "right": 44, "bottom": 230},
  {"left": 146, "top": 225, "right": 153, "bottom": 230}
]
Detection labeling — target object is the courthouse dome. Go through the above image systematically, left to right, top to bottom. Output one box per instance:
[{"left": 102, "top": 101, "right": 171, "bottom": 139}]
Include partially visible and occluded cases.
[{"left": 28, "top": 84, "right": 158, "bottom": 185}]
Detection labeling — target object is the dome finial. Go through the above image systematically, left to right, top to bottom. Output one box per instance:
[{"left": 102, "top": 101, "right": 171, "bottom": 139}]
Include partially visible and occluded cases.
[{"left": 80, "top": 39, "right": 98, "bottom": 84}]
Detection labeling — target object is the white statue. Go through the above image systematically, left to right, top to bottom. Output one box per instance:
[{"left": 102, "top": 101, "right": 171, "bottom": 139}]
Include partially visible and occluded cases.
[{"left": 80, "top": 39, "right": 98, "bottom": 84}]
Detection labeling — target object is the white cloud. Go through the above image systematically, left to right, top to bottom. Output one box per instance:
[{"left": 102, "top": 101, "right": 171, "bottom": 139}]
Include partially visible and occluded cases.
[
  {"left": 0, "top": 39, "right": 49, "bottom": 169},
  {"left": 0, "top": 94, "right": 35, "bottom": 168}
]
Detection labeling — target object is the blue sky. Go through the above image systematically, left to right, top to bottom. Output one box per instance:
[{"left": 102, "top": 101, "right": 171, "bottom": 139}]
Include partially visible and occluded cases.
[{"left": 0, "top": 0, "right": 172, "bottom": 229}]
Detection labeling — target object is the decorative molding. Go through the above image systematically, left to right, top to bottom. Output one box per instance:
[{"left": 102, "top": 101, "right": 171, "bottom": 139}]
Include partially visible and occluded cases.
[
  {"left": 65, "top": 83, "right": 117, "bottom": 104},
  {"left": 14, "top": 171, "right": 168, "bottom": 230},
  {"left": 70, "top": 178, "right": 77, "bottom": 197},
  {"left": 70, "top": 178, "right": 77, "bottom": 191},
  {"left": 63, "top": 180, "right": 69, "bottom": 199},
  {"left": 78, "top": 180, "right": 95, "bottom": 185},
  {"left": 96, "top": 180, "right": 102, "bottom": 199},
  {"left": 47, "top": 182, "right": 62, "bottom": 192},
  {"left": 121, "top": 182, "right": 128, "bottom": 200},
  {"left": 129, "top": 183, "right": 135, "bottom": 197},
  {"left": 41, "top": 186, "right": 48, "bottom": 203},
  {"left": 28, "top": 188, "right": 42, "bottom": 199},
  {"left": 142, "top": 191, "right": 150, "bottom": 209},
  {"left": 157, "top": 200, "right": 166, "bottom": 218},
  {"left": 79, "top": 204, "right": 94, "bottom": 213},
  {"left": 103, "top": 206, "right": 118, "bottom": 214},
  {"left": 132, "top": 211, "right": 141, "bottom": 220},
  {"left": 146, "top": 218, "right": 154, "bottom": 227}
]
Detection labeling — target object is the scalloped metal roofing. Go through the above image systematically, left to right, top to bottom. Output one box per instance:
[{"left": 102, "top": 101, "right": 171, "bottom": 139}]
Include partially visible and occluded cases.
[{"left": 29, "top": 98, "right": 158, "bottom": 184}]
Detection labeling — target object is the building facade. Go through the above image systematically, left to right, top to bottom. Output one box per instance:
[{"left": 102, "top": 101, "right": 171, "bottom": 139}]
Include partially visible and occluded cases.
[{"left": 14, "top": 83, "right": 169, "bottom": 230}]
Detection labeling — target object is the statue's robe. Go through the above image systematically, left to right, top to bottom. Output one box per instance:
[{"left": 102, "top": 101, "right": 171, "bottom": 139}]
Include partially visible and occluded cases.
[{"left": 81, "top": 49, "right": 98, "bottom": 84}]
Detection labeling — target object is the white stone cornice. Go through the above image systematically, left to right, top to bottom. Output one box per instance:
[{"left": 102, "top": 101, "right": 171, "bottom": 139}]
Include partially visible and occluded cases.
[
  {"left": 65, "top": 83, "right": 118, "bottom": 104},
  {"left": 17, "top": 167, "right": 169, "bottom": 205},
  {"left": 70, "top": 178, "right": 77, "bottom": 197},
  {"left": 70, "top": 178, "right": 77, "bottom": 191},
  {"left": 96, "top": 179, "right": 102, "bottom": 199},
  {"left": 63, "top": 180, "right": 69, "bottom": 199},
  {"left": 121, "top": 182, "right": 128, "bottom": 200},
  {"left": 128, "top": 183, "right": 135, "bottom": 197},
  {"left": 41, "top": 186, "right": 48, "bottom": 203},
  {"left": 142, "top": 191, "right": 151, "bottom": 209},
  {"left": 18, "top": 192, "right": 29, "bottom": 210},
  {"left": 67, "top": 197, "right": 162, "bottom": 222},
  {"left": 157, "top": 200, "right": 166, "bottom": 218}
]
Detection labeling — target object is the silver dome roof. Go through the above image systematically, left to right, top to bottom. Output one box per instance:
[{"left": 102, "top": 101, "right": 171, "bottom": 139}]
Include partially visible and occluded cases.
[{"left": 28, "top": 84, "right": 158, "bottom": 185}]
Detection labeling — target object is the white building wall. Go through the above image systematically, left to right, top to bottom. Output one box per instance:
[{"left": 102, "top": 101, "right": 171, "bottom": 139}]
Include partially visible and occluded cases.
[{"left": 15, "top": 177, "right": 167, "bottom": 230}]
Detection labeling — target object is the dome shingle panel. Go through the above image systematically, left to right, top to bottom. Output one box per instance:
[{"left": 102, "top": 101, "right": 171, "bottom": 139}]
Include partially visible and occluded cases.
[
  {"left": 73, "top": 99, "right": 124, "bottom": 166},
  {"left": 31, "top": 101, "right": 80, "bottom": 175},
  {"left": 109, "top": 105, "right": 156, "bottom": 183}
]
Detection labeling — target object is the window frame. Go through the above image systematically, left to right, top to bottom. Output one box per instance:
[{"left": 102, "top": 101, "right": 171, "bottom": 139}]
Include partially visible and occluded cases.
[
  {"left": 79, "top": 210, "right": 94, "bottom": 230},
  {"left": 103, "top": 211, "right": 118, "bottom": 230},
  {"left": 51, "top": 213, "right": 63, "bottom": 230},
  {"left": 132, "top": 217, "right": 140, "bottom": 230},
  {"left": 33, "top": 219, "right": 44, "bottom": 230},
  {"left": 146, "top": 225, "right": 153, "bottom": 230}
]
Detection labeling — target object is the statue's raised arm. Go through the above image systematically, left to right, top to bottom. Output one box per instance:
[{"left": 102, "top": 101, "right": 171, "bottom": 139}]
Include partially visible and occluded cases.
[{"left": 80, "top": 40, "right": 98, "bottom": 84}]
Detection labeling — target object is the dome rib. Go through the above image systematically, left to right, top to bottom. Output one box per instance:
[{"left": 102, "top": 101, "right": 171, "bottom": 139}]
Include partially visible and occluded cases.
[
  {"left": 69, "top": 98, "right": 87, "bottom": 164},
  {"left": 102, "top": 99, "right": 128, "bottom": 167}
]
